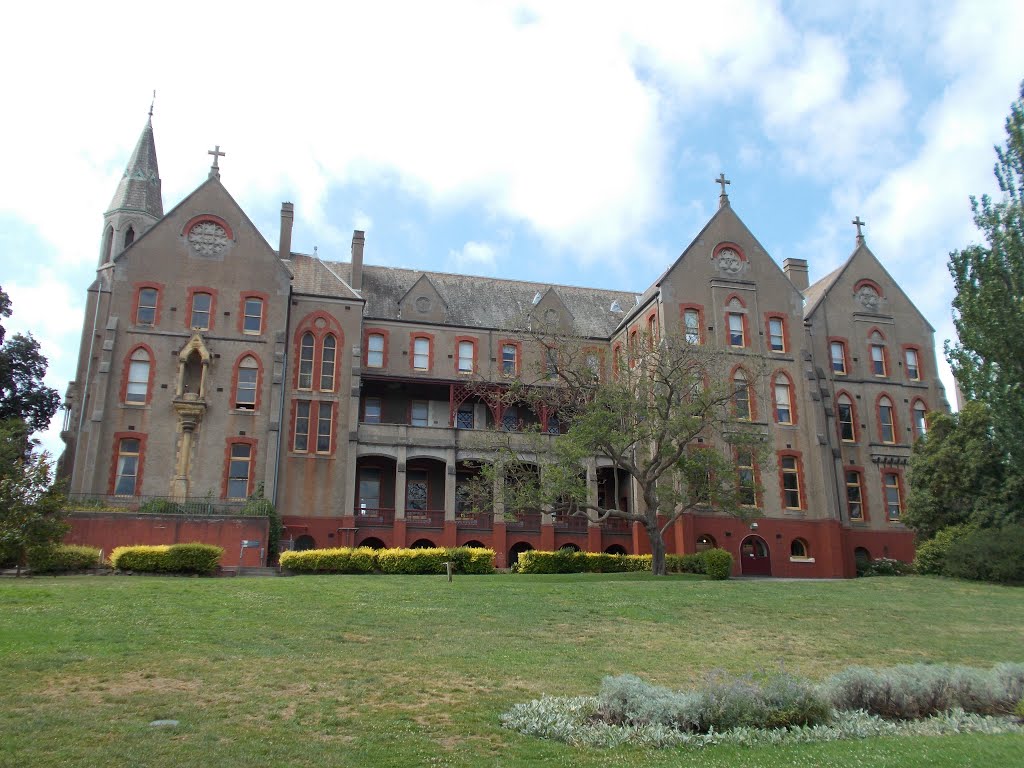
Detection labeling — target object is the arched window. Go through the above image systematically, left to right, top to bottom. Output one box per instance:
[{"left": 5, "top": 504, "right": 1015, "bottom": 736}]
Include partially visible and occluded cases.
[
  {"left": 102, "top": 225, "right": 113, "bottom": 263},
  {"left": 123, "top": 226, "right": 135, "bottom": 249},
  {"left": 726, "top": 298, "right": 746, "bottom": 348},
  {"left": 682, "top": 306, "right": 703, "bottom": 345},
  {"left": 869, "top": 331, "right": 887, "bottom": 376},
  {"left": 298, "top": 332, "right": 315, "bottom": 390},
  {"left": 367, "top": 333, "right": 385, "bottom": 368},
  {"left": 320, "top": 334, "right": 337, "bottom": 391},
  {"left": 458, "top": 340, "right": 475, "bottom": 374},
  {"left": 125, "top": 348, "right": 151, "bottom": 404},
  {"left": 235, "top": 356, "right": 259, "bottom": 410},
  {"left": 733, "top": 369, "right": 751, "bottom": 420},
  {"left": 774, "top": 374, "right": 794, "bottom": 424},
  {"left": 837, "top": 393, "right": 856, "bottom": 442},
  {"left": 878, "top": 396, "right": 896, "bottom": 443},
  {"left": 912, "top": 399, "right": 928, "bottom": 438},
  {"left": 736, "top": 449, "right": 756, "bottom": 506},
  {"left": 883, "top": 472, "right": 903, "bottom": 520},
  {"left": 695, "top": 534, "right": 716, "bottom": 552},
  {"left": 790, "top": 539, "right": 809, "bottom": 558}
]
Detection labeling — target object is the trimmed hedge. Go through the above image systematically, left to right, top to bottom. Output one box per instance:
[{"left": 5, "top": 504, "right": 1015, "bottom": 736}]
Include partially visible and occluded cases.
[
  {"left": 914, "top": 525, "right": 972, "bottom": 575},
  {"left": 943, "top": 525, "right": 1024, "bottom": 585},
  {"left": 109, "top": 543, "right": 223, "bottom": 575},
  {"left": 28, "top": 544, "right": 102, "bottom": 573},
  {"left": 279, "top": 546, "right": 496, "bottom": 575},
  {"left": 515, "top": 549, "right": 727, "bottom": 577}
]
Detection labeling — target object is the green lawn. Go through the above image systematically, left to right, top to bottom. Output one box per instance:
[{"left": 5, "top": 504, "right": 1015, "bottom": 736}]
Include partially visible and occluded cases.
[{"left": 0, "top": 573, "right": 1021, "bottom": 767}]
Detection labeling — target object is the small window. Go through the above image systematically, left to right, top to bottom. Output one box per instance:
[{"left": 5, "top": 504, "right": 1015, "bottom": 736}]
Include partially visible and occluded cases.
[
  {"left": 123, "top": 226, "right": 135, "bottom": 248},
  {"left": 136, "top": 288, "right": 158, "bottom": 326},
  {"left": 190, "top": 292, "right": 212, "bottom": 330},
  {"left": 243, "top": 297, "right": 263, "bottom": 334},
  {"left": 683, "top": 309, "right": 702, "bottom": 345},
  {"left": 728, "top": 313, "right": 745, "bottom": 347},
  {"left": 768, "top": 317, "right": 785, "bottom": 352},
  {"left": 298, "top": 332, "right": 315, "bottom": 390},
  {"left": 870, "top": 332, "right": 887, "bottom": 376},
  {"left": 367, "top": 333, "right": 385, "bottom": 368},
  {"left": 320, "top": 334, "right": 336, "bottom": 391},
  {"left": 413, "top": 337, "right": 430, "bottom": 371},
  {"left": 458, "top": 340, "right": 474, "bottom": 374},
  {"left": 830, "top": 341, "right": 847, "bottom": 374},
  {"left": 501, "top": 344, "right": 518, "bottom": 376},
  {"left": 545, "top": 347, "right": 559, "bottom": 379},
  {"left": 125, "top": 348, "right": 150, "bottom": 404},
  {"left": 906, "top": 348, "right": 920, "bottom": 380},
  {"left": 585, "top": 353, "right": 601, "bottom": 380},
  {"left": 235, "top": 356, "right": 258, "bottom": 410},
  {"left": 733, "top": 371, "right": 751, "bottom": 420},
  {"left": 774, "top": 376, "right": 793, "bottom": 424},
  {"left": 837, "top": 395, "right": 856, "bottom": 442},
  {"left": 879, "top": 396, "right": 896, "bottom": 443},
  {"left": 364, "top": 397, "right": 382, "bottom": 424},
  {"left": 411, "top": 400, "right": 429, "bottom": 427},
  {"left": 294, "top": 401, "right": 310, "bottom": 452},
  {"left": 913, "top": 401, "right": 928, "bottom": 438},
  {"left": 316, "top": 402, "right": 333, "bottom": 453},
  {"left": 456, "top": 404, "right": 475, "bottom": 429},
  {"left": 502, "top": 405, "right": 519, "bottom": 432},
  {"left": 547, "top": 414, "right": 560, "bottom": 435},
  {"left": 114, "top": 438, "right": 141, "bottom": 495},
  {"left": 227, "top": 442, "right": 252, "bottom": 498},
  {"left": 736, "top": 450, "right": 756, "bottom": 506},
  {"left": 781, "top": 455, "right": 801, "bottom": 509},
  {"left": 846, "top": 471, "right": 864, "bottom": 520},
  {"left": 883, "top": 473, "right": 902, "bottom": 520},
  {"left": 695, "top": 534, "right": 716, "bottom": 552},
  {"left": 790, "top": 539, "right": 808, "bottom": 558}
]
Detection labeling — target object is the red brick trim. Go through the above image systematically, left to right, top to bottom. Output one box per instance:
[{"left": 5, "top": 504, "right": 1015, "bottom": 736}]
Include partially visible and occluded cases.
[
  {"left": 181, "top": 213, "right": 235, "bottom": 241},
  {"left": 713, "top": 241, "right": 747, "bottom": 261},
  {"left": 853, "top": 278, "right": 884, "bottom": 297},
  {"left": 131, "top": 281, "right": 164, "bottom": 326},
  {"left": 185, "top": 286, "right": 218, "bottom": 331},
  {"left": 237, "top": 291, "right": 269, "bottom": 335},
  {"left": 680, "top": 303, "right": 706, "bottom": 345},
  {"left": 291, "top": 311, "right": 343, "bottom": 391},
  {"left": 645, "top": 311, "right": 658, "bottom": 348},
  {"left": 764, "top": 312, "right": 790, "bottom": 354},
  {"left": 364, "top": 327, "right": 390, "bottom": 369},
  {"left": 320, "top": 332, "right": 339, "bottom": 392},
  {"left": 410, "top": 332, "right": 435, "bottom": 372},
  {"left": 867, "top": 332, "right": 891, "bottom": 378},
  {"left": 454, "top": 335, "right": 479, "bottom": 375},
  {"left": 827, "top": 336, "right": 851, "bottom": 375},
  {"left": 497, "top": 338, "right": 523, "bottom": 378},
  {"left": 611, "top": 342, "right": 623, "bottom": 378},
  {"left": 119, "top": 343, "right": 156, "bottom": 406},
  {"left": 901, "top": 343, "right": 924, "bottom": 381},
  {"left": 583, "top": 346, "right": 606, "bottom": 382},
  {"left": 230, "top": 352, "right": 264, "bottom": 412},
  {"left": 729, "top": 364, "right": 757, "bottom": 421},
  {"left": 771, "top": 369, "right": 797, "bottom": 425},
  {"left": 835, "top": 388, "right": 859, "bottom": 443},
  {"left": 876, "top": 393, "right": 898, "bottom": 444},
  {"left": 108, "top": 431, "right": 147, "bottom": 496},
  {"left": 222, "top": 437, "right": 258, "bottom": 499},
  {"left": 777, "top": 449, "right": 806, "bottom": 511},
  {"left": 845, "top": 465, "right": 869, "bottom": 522}
]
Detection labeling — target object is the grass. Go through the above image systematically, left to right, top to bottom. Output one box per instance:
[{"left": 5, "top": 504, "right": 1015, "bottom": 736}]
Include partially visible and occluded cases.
[{"left": 0, "top": 572, "right": 1021, "bottom": 767}]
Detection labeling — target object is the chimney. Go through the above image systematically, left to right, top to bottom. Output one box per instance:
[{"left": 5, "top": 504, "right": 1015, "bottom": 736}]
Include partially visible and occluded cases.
[
  {"left": 279, "top": 202, "right": 294, "bottom": 259},
  {"left": 351, "top": 230, "right": 365, "bottom": 293},
  {"left": 783, "top": 258, "right": 809, "bottom": 292}
]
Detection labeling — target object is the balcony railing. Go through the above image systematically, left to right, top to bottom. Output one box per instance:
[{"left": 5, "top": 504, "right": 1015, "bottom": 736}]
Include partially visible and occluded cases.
[
  {"left": 64, "top": 493, "right": 259, "bottom": 517},
  {"left": 354, "top": 507, "right": 395, "bottom": 526},
  {"left": 404, "top": 508, "right": 445, "bottom": 527},
  {"left": 455, "top": 511, "right": 493, "bottom": 530},
  {"left": 505, "top": 511, "right": 542, "bottom": 532},
  {"left": 552, "top": 514, "right": 589, "bottom": 532},
  {"left": 601, "top": 515, "right": 632, "bottom": 532}
]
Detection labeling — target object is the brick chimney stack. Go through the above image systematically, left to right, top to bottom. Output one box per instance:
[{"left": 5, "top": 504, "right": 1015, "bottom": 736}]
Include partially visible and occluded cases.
[
  {"left": 279, "top": 202, "right": 294, "bottom": 259},
  {"left": 351, "top": 230, "right": 365, "bottom": 293},
  {"left": 783, "top": 257, "right": 809, "bottom": 292}
]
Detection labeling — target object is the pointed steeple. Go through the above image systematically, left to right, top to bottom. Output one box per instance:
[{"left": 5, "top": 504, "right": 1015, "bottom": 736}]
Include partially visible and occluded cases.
[{"left": 106, "top": 115, "right": 163, "bottom": 219}]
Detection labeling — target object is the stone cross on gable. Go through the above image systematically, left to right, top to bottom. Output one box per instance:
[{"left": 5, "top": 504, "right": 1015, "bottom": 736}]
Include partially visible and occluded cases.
[
  {"left": 208, "top": 145, "right": 226, "bottom": 179},
  {"left": 715, "top": 173, "right": 731, "bottom": 208},
  {"left": 852, "top": 215, "right": 866, "bottom": 243}
]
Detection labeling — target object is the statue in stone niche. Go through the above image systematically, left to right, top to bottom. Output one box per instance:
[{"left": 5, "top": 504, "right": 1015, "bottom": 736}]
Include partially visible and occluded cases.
[
  {"left": 716, "top": 247, "right": 743, "bottom": 276},
  {"left": 856, "top": 285, "right": 881, "bottom": 312},
  {"left": 182, "top": 351, "right": 204, "bottom": 398}
]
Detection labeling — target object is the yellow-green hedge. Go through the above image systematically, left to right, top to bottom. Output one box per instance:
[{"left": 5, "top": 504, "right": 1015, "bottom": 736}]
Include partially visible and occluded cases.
[
  {"left": 109, "top": 543, "right": 223, "bottom": 575},
  {"left": 28, "top": 544, "right": 102, "bottom": 573},
  {"left": 280, "top": 546, "right": 496, "bottom": 575},
  {"left": 514, "top": 550, "right": 716, "bottom": 575}
]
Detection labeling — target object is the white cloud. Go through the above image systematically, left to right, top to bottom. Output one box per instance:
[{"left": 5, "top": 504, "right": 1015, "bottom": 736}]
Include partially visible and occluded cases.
[
  {"left": 353, "top": 210, "right": 373, "bottom": 233},
  {"left": 449, "top": 241, "right": 498, "bottom": 274}
]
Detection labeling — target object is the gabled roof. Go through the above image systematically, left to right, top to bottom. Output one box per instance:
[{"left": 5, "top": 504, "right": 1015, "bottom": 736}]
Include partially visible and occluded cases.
[
  {"left": 106, "top": 118, "right": 163, "bottom": 219},
  {"left": 286, "top": 254, "right": 362, "bottom": 300},
  {"left": 320, "top": 261, "right": 639, "bottom": 338},
  {"left": 803, "top": 261, "right": 847, "bottom": 317}
]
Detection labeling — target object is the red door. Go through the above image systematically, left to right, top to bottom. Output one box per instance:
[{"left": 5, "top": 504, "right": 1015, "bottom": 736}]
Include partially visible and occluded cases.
[{"left": 740, "top": 535, "right": 771, "bottom": 576}]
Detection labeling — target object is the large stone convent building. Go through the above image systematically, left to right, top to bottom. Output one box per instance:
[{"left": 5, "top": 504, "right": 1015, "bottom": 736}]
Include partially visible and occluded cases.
[{"left": 60, "top": 117, "right": 949, "bottom": 576}]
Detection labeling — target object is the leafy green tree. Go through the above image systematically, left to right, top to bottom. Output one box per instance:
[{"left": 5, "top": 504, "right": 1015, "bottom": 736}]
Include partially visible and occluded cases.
[
  {"left": 946, "top": 82, "right": 1024, "bottom": 465},
  {"left": 0, "top": 286, "right": 62, "bottom": 434},
  {"left": 466, "top": 331, "right": 766, "bottom": 576},
  {"left": 904, "top": 403, "right": 1016, "bottom": 538},
  {"left": 0, "top": 419, "right": 68, "bottom": 574}
]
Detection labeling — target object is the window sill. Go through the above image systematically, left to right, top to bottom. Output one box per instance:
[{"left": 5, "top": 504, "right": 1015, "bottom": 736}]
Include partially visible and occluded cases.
[
  {"left": 230, "top": 408, "right": 257, "bottom": 415},
  {"left": 789, "top": 557, "right": 815, "bottom": 563}
]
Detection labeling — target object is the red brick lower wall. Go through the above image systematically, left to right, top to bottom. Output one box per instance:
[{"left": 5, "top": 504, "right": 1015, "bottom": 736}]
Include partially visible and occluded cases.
[
  {"left": 65, "top": 513, "right": 270, "bottom": 567},
  {"left": 277, "top": 514, "right": 915, "bottom": 578}
]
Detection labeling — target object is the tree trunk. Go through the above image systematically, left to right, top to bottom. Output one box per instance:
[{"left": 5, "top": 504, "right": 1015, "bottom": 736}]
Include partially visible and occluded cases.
[{"left": 647, "top": 524, "right": 668, "bottom": 576}]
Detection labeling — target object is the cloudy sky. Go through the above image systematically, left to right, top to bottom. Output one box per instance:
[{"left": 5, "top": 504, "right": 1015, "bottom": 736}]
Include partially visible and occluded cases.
[{"left": 1, "top": 0, "right": 1022, "bottom": 460}]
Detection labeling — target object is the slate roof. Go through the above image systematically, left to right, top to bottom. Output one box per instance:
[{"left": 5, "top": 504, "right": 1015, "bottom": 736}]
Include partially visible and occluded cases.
[
  {"left": 106, "top": 118, "right": 163, "bottom": 219},
  {"left": 285, "top": 253, "right": 361, "bottom": 300},
  {"left": 312, "top": 261, "right": 640, "bottom": 338},
  {"left": 802, "top": 261, "right": 847, "bottom": 317}
]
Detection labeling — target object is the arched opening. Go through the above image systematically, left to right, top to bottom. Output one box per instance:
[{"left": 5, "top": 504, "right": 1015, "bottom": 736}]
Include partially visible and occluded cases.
[
  {"left": 101, "top": 225, "right": 113, "bottom": 263},
  {"left": 123, "top": 226, "right": 135, "bottom": 249},
  {"left": 183, "top": 350, "right": 203, "bottom": 396},
  {"left": 695, "top": 534, "right": 716, "bottom": 552},
  {"left": 294, "top": 535, "right": 316, "bottom": 551},
  {"left": 740, "top": 535, "right": 771, "bottom": 576},
  {"left": 359, "top": 537, "right": 386, "bottom": 550},
  {"left": 410, "top": 538, "right": 436, "bottom": 549},
  {"left": 790, "top": 538, "right": 809, "bottom": 559},
  {"left": 463, "top": 540, "right": 486, "bottom": 549},
  {"left": 508, "top": 541, "right": 534, "bottom": 566},
  {"left": 559, "top": 543, "right": 580, "bottom": 552},
  {"left": 604, "top": 544, "right": 627, "bottom": 555},
  {"left": 854, "top": 547, "right": 871, "bottom": 564}
]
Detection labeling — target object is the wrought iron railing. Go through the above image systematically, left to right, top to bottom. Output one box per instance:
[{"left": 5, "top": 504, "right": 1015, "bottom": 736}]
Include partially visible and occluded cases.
[
  {"left": 64, "top": 493, "right": 264, "bottom": 517},
  {"left": 353, "top": 507, "right": 395, "bottom": 526},
  {"left": 404, "top": 508, "right": 445, "bottom": 527},
  {"left": 455, "top": 511, "right": 493, "bottom": 530},
  {"left": 505, "top": 511, "right": 542, "bottom": 531},
  {"left": 552, "top": 514, "right": 589, "bottom": 532}
]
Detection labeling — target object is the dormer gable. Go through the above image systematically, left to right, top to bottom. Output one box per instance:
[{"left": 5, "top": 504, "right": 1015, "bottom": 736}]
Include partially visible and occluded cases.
[
  {"left": 398, "top": 274, "right": 448, "bottom": 323},
  {"left": 531, "top": 286, "right": 575, "bottom": 334}
]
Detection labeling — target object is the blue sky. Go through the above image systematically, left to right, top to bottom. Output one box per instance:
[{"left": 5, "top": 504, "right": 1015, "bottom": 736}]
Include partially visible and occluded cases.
[{"left": 1, "top": 0, "right": 1022, "bottom": 461}]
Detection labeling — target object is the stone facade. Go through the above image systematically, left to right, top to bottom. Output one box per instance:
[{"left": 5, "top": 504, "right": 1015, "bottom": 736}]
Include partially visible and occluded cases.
[{"left": 60, "top": 121, "right": 949, "bottom": 576}]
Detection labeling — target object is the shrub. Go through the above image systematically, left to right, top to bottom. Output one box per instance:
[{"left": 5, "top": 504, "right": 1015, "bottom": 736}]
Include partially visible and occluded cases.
[
  {"left": 914, "top": 524, "right": 973, "bottom": 575},
  {"left": 943, "top": 525, "right": 1024, "bottom": 584},
  {"left": 165, "top": 543, "right": 223, "bottom": 575},
  {"left": 28, "top": 544, "right": 102, "bottom": 573},
  {"left": 110, "top": 545, "right": 170, "bottom": 572},
  {"left": 279, "top": 546, "right": 496, "bottom": 574},
  {"left": 279, "top": 547, "right": 376, "bottom": 573},
  {"left": 376, "top": 547, "right": 451, "bottom": 574},
  {"left": 444, "top": 547, "right": 496, "bottom": 574},
  {"left": 700, "top": 548, "right": 733, "bottom": 580},
  {"left": 669, "top": 553, "right": 706, "bottom": 574},
  {"left": 858, "top": 557, "right": 914, "bottom": 577},
  {"left": 597, "top": 674, "right": 704, "bottom": 731}
]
